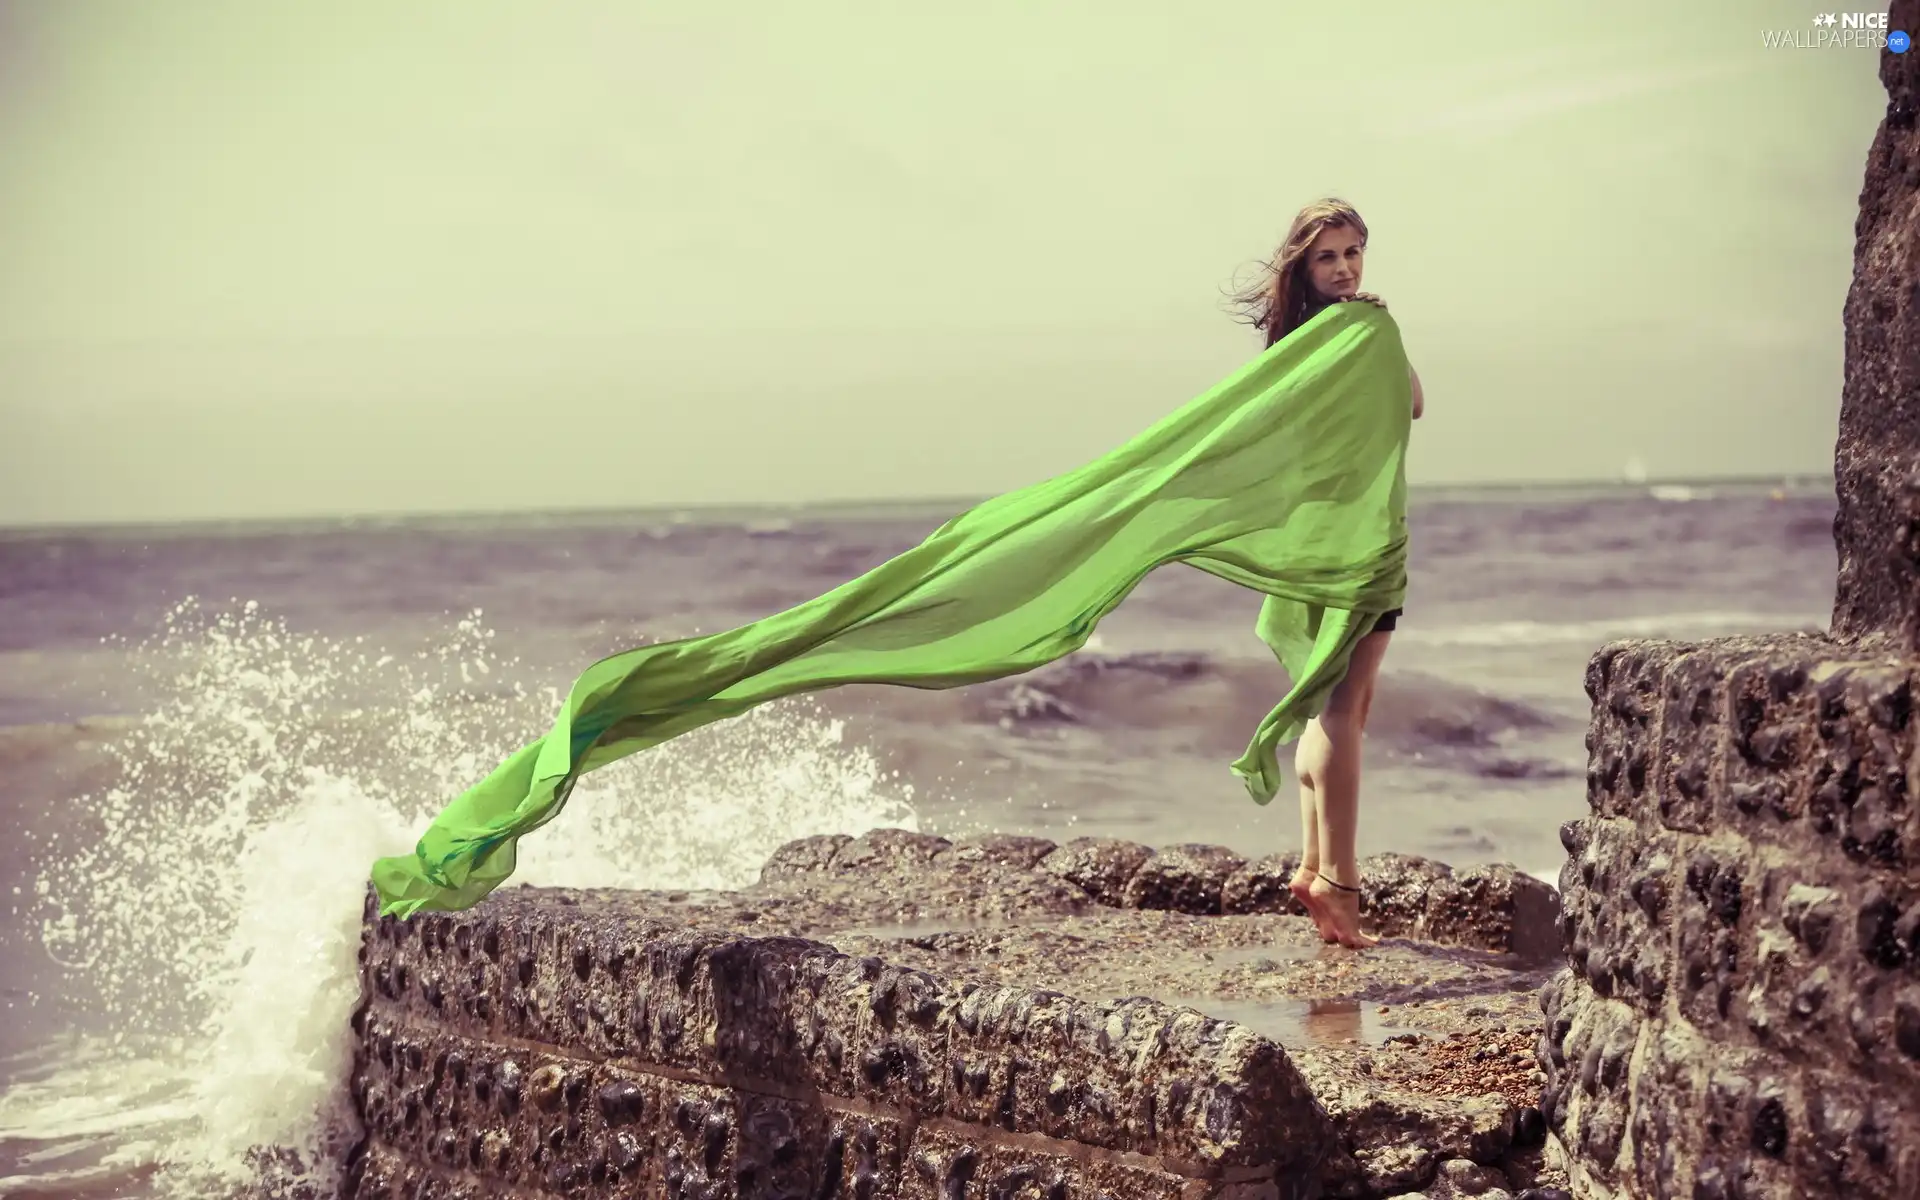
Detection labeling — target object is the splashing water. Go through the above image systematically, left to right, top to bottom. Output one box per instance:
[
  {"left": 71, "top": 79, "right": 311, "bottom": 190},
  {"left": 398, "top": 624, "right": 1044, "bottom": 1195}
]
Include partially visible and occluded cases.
[{"left": 10, "top": 599, "right": 919, "bottom": 1198}]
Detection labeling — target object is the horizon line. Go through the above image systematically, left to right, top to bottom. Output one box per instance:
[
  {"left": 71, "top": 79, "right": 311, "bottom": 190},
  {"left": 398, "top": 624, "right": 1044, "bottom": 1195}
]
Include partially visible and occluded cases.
[{"left": 0, "top": 471, "right": 1837, "bottom": 540}]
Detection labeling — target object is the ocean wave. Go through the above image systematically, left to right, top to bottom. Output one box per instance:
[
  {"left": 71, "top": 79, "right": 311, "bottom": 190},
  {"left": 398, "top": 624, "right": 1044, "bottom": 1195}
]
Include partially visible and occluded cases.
[
  {"left": 4, "top": 598, "right": 920, "bottom": 1198},
  {"left": 973, "top": 649, "right": 1571, "bottom": 771},
  {"left": 975, "top": 651, "right": 1215, "bottom": 726}
]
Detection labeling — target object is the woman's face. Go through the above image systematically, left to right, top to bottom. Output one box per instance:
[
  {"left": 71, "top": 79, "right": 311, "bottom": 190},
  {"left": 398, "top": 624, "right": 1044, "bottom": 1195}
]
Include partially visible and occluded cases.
[{"left": 1304, "top": 223, "right": 1364, "bottom": 301}]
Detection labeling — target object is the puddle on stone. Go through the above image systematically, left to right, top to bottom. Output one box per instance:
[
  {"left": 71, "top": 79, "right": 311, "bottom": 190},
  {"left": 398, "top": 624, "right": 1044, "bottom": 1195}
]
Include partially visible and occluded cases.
[{"left": 1153, "top": 995, "right": 1426, "bottom": 1047}]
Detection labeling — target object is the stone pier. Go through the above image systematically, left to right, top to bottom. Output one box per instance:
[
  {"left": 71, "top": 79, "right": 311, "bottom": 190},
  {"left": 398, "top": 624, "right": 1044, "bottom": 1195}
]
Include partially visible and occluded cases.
[
  {"left": 1536, "top": 18, "right": 1920, "bottom": 1199},
  {"left": 342, "top": 835, "right": 1567, "bottom": 1199}
]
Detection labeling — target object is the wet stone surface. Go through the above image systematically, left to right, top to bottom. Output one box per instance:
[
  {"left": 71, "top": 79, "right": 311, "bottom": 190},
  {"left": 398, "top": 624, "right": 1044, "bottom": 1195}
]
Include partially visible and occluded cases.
[{"left": 347, "top": 832, "right": 1567, "bottom": 1199}]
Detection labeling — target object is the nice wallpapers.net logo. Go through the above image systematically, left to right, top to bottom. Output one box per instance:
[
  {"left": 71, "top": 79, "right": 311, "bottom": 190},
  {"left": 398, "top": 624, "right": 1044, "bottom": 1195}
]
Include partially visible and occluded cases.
[{"left": 1761, "top": 11, "right": 1909, "bottom": 49}]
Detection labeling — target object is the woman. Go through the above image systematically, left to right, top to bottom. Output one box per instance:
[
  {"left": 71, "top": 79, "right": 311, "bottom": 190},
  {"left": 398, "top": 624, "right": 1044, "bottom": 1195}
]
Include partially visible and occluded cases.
[
  {"left": 1234, "top": 198, "right": 1425, "bottom": 948},
  {"left": 371, "top": 205, "right": 1415, "bottom": 921}
]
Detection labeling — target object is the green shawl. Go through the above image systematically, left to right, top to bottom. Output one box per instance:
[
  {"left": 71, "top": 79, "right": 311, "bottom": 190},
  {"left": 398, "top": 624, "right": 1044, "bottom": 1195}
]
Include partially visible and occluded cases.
[{"left": 372, "top": 302, "right": 1411, "bottom": 916}]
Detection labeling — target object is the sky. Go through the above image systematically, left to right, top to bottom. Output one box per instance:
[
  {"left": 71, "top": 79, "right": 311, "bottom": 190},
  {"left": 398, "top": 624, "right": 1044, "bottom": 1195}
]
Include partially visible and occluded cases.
[{"left": 0, "top": 0, "right": 1891, "bottom": 526}]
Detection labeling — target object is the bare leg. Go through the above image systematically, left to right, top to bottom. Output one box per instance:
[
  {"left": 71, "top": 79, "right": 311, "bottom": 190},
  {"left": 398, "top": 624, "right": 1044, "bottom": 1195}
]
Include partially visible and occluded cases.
[
  {"left": 1304, "top": 629, "right": 1394, "bottom": 948},
  {"left": 1306, "top": 712, "right": 1375, "bottom": 948},
  {"left": 1288, "top": 732, "right": 1338, "bottom": 941}
]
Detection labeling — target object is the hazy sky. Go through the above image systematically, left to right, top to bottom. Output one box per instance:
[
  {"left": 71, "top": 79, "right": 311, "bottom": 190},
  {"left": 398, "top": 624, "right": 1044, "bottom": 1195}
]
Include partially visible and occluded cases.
[{"left": 0, "top": 0, "right": 1888, "bottom": 525}]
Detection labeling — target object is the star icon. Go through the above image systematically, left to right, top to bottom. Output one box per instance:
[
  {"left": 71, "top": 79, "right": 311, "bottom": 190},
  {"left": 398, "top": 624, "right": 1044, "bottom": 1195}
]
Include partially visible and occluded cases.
[{"left": 1814, "top": 12, "right": 1837, "bottom": 25}]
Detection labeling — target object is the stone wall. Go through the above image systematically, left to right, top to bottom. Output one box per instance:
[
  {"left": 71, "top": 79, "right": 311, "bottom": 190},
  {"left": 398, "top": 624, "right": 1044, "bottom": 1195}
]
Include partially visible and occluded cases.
[
  {"left": 1540, "top": 22, "right": 1920, "bottom": 1197},
  {"left": 1544, "top": 636, "right": 1919, "bottom": 1198},
  {"left": 344, "top": 887, "right": 1336, "bottom": 1200}
]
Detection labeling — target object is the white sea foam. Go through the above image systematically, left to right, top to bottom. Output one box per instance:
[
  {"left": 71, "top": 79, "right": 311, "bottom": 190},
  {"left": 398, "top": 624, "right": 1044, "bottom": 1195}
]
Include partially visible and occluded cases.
[{"left": 13, "top": 598, "right": 918, "bottom": 1197}]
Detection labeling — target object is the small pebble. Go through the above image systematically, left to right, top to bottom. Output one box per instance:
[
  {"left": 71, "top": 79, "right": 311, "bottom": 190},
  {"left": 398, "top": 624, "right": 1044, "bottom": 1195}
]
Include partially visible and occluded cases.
[{"left": 1439, "top": 1157, "right": 1498, "bottom": 1193}]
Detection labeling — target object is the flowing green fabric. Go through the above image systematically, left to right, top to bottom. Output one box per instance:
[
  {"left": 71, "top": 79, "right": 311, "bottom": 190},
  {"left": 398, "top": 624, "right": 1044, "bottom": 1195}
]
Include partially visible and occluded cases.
[{"left": 372, "top": 303, "right": 1411, "bottom": 916}]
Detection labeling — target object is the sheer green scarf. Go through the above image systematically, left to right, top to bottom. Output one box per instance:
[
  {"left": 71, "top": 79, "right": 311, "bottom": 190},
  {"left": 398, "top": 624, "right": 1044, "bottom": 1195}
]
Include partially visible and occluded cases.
[{"left": 372, "top": 303, "right": 1410, "bottom": 916}]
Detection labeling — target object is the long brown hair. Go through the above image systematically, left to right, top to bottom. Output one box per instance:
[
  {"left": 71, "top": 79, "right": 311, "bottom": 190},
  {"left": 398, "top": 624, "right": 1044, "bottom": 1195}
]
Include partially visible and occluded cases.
[{"left": 1228, "top": 198, "right": 1370, "bottom": 348}]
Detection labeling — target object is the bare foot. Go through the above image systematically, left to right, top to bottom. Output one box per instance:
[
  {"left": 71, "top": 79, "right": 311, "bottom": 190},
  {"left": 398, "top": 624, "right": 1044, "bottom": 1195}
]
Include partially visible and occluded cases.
[
  {"left": 1288, "top": 866, "right": 1341, "bottom": 944},
  {"left": 1308, "top": 874, "right": 1379, "bottom": 949}
]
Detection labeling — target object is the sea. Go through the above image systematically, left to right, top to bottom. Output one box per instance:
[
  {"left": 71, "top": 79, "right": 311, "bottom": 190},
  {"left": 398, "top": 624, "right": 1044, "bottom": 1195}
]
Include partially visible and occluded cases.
[{"left": 0, "top": 480, "right": 1837, "bottom": 1198}]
